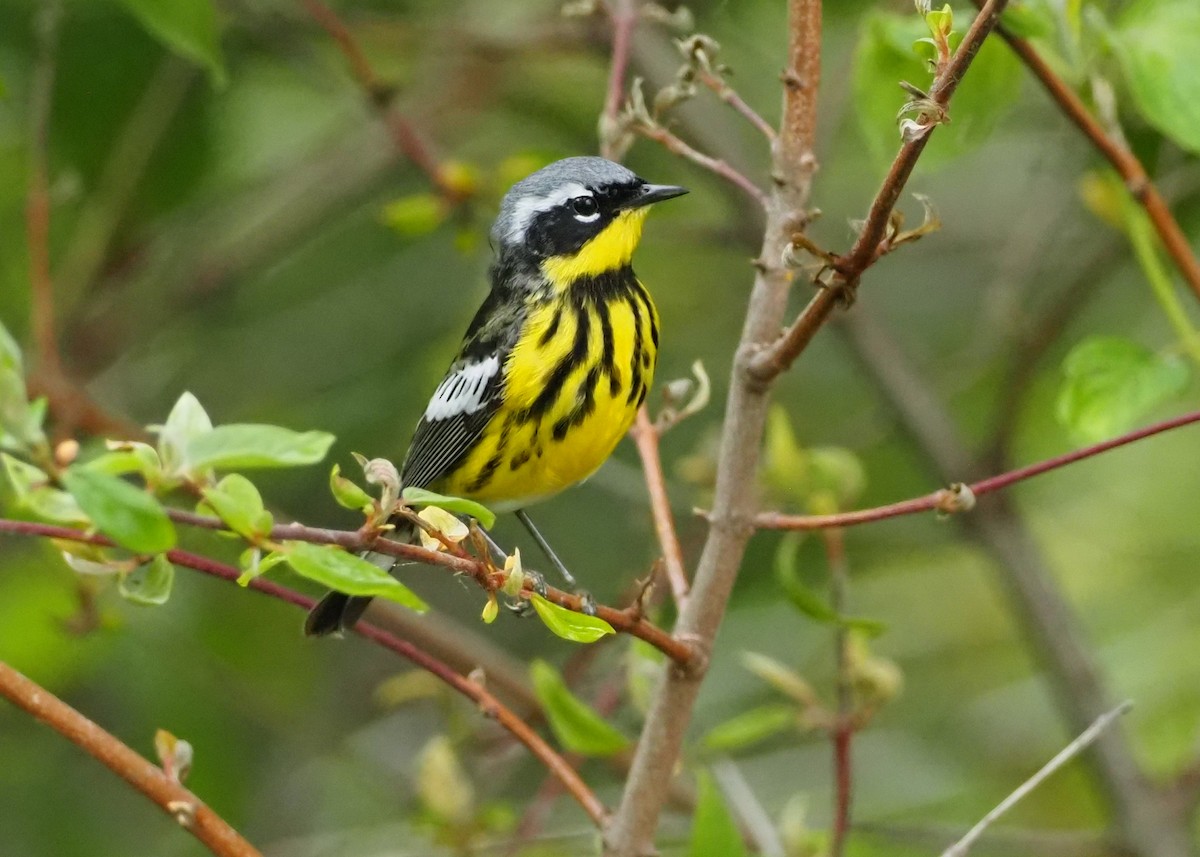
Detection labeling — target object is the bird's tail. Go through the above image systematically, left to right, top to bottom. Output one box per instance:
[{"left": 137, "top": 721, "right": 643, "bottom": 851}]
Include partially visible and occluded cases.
[{"left": 303, "top": 521, "right": 415, "bottom": 637}]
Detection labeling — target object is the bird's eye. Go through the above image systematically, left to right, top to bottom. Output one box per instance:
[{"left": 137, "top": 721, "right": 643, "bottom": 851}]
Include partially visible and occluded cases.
[{"left": 570, "top": 196, "right": 600, "bottom": 220}]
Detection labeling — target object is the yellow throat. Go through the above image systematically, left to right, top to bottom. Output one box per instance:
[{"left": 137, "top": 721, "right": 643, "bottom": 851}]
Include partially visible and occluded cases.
[{"left": 541, "top": 208, "right": 650, "bottom": 286}]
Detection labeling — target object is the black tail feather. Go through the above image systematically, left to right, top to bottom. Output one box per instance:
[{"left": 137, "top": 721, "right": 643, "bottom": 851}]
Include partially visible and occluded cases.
[{"left": 304, "top": 591, "right": 374, "bottom": 637}]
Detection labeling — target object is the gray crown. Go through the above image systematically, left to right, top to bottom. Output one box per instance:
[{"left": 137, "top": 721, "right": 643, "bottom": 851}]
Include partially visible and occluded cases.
[{"left": 491, "top": 156, "right": 640, "bottom": 248}]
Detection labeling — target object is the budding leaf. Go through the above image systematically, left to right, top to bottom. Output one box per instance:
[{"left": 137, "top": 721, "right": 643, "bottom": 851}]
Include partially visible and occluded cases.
[
  {"left": 116, "top": 0, "right": 227, "bottom": 87},
  {"left": 381, "top": 193, "right": 447, "bottom": 237},
  {"left": 1056, "top": 336, "right": 1188, "bottom": 442},
  {"left": 156, "top": 392, "right": 213, "bottom": 476},
  {"left": 186, "top": 424, "right": 335, "bottom": 471},
  {"left": 329, "top": 463, "right": 372, "bottom": 510},
  {"left": 61, "top": 467, "right": 176, "bottom": 554},
  {"left": 199, "top": 474, "right": 273, "bottom": 540},
  {"left": 402, "top": 486, "right": 495, "bottom": 530},
  {"left": 776, "top": 536, "right": 887, "bottom": 636},
  {"left": 283, "top": 542, "right": 428, "bottom": 612},
  {"left": 119, "top": 555, "right": 176, "bottom": 606},
  {"left": 529, "top": 593, "right": 614, "bottom": 644},
  {"left": 530, "top": 659, "right": 629, "bottom": 756},
  {"left": 689, "top": 772, "right": 748, "bottom": 857}
]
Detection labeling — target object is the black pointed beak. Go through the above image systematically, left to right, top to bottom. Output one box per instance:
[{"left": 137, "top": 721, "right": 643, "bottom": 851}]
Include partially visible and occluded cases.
[{"left": 626, "top": 183, "right": 689, "bottom": 209}]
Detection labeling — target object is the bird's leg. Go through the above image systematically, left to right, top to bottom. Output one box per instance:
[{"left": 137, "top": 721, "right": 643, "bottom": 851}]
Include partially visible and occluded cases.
[
  {"left": 516, "top": 509, "right": 578, "bottom": 588},
  {"left": 478, "top": 527, "right": 509, "bottom": 565}
]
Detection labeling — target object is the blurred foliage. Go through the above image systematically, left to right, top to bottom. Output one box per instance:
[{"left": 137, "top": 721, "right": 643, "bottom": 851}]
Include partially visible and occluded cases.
[{"left": 1, "top": 0, "right": 1199, "bottom": 855}]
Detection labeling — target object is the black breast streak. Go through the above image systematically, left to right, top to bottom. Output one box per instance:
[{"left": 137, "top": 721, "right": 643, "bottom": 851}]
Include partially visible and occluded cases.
[
  {"left": 625, "top": 290, "right": 645, "bottom": 405},
  {"left": 596, "top": 296, "right": 621, "bottom": 396},
  {"left": 526, "top": 299, "right": 590, "bottom": 419},
  {"left": 537, "top": 306, "right": 562, "bottom": 346}
]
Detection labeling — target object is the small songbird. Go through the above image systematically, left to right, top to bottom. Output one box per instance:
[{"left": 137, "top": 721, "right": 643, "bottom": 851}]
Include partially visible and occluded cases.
[{"left": 305, "top": 157, "right": 687, "bottom": 636}]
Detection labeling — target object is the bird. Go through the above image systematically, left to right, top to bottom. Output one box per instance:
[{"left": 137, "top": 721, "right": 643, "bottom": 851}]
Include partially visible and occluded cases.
[{"left": 305, "top": 156, "right": 687, "bottom": 636}]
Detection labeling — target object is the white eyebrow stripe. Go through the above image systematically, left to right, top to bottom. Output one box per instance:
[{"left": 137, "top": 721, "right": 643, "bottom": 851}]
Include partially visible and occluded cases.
[
  {"left": 503, "top": 182, "right": 592, "bottom": 243},
  {"left": 424, "top": 355, "right": 501, "bottom": 421}
]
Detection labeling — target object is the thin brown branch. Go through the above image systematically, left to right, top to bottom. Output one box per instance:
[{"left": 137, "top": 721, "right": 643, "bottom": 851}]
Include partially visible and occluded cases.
[
  {"left": 26, "top": 0, "right": 63, "bottom": 379},
  {"left": 300, "top": 0, "right": 455, "bottom": 197},
  {"left": 599, "top": 0, "right": 638, "bottom": 160},
  {"left": 751, "top": 0, "right": 1011, "bottom": 383},
  {"left": 602, "top": 2, "right": 823, "bottom": 853},
  {"left": 980, "top": 4, "right": 1200, "bottom": 303},
  {"left": 694, "top": 67, "right": 776, "bottom": 142},
  {"left": 635, "top": 124, "right": 767, "bottom": 207},
  {"left": 630, "top": 407, "right": 689, "bottom": 609},
  {"left": 751, "top": 407, "right": 1200, "bottom": 531},
  {"left": 163, "top": 509, "right": 694, "bottom": 666},
  {"left": 0, "top": 520, "right": 608, "bottom": 828},
  {"left": 824, "top": 527, "right": 853, "bottom": 857},
  {"left": 0, "top": 659, "right": 261, "bottom": 857}
]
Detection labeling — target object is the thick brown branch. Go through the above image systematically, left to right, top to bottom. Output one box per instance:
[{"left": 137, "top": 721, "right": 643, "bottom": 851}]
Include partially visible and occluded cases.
[
  {"left": 751, "top": 0, "right": 1011, "bottom": 383},
  {"left": 981, "top": 3, "right": 1200, "bottom": 303},
  {"left": 630, "top": 407, "right": 689, "bottom": 609},
  {"left": 751, "top": 408, "right": 1200, "bottom": 531},
  {"left": 0, "top": 520, "right": 608, "bottom": 827},
  {"left": 0, "top": 660, "right": 261, "bottom": 857}
]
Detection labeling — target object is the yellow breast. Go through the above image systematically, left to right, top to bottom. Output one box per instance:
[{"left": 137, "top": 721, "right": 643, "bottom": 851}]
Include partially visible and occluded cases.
[{"left": 439, "top": 276, "right": 659, "bottom": 510}]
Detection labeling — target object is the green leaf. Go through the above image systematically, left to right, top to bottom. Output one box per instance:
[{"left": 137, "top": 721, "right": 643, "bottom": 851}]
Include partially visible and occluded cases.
[
  {"left": 115, "top": 0, "right": 227, "bottom": 87},
  {"left": 1112, "top": 0, "right": 1200, "bottom": 154},
  {"left": 851, "top": 9, "right": 1022, "bottom": 169},
  {"left": 381, "top": 193, "right": 447, "bottom": 237},
  {"left": 0, "top": 322, "right": 45, "bottom": 453},
  {"left": 1057, "top": 336, "right": 1189, "bottom": 442},
  {"left": 156, "top": 391, "right": 213, "bottom": 476},
  {"left": 186, "top": 424, "right": 335, "bottom": 471},
  {"left": 84, "top": 443, "right": 162, "bottom": 481},
  {"left": 2, "top": 453, "right": 46, "bottom": 498},
  {"left": 330, "top": 463, "right": 372, "bottom": 510},
  {"left": 61, "top": 468, "right": 176, "bottom": 553},
  {"left": 199, "top": 474, "right": 273, "bottom": 540},
  {"left": 402, "top": 486, "right": 496, "bottom": 530},
  {"left": 26, "top": 487, "right": 91, "bottom": 525},
  {"left": 775, "top": 536, "right": 887, "bottom": 636},
  {"left": 283, "top": 541, "right": 428, "bottom": 612},
  {"left": 119, "top": 555, "right": 175, "bottom": 606},
  {"left": 529, "top": 593, "right": 615, "bottom": 644},
  {"left": 739, "top": 652, "right": 819, "bottom": 706},
  {"left": 529, "top": 659, "right": 629, "bottom": 756},
  {"left": 703, "top": 704, "right": 797, "bottom": 752},
  {"left": 689, "top": 772, "right": 748, "bottom": 857}
]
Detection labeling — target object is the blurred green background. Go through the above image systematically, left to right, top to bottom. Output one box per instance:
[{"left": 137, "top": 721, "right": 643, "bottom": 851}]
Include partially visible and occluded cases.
[{"left": 1, "top": 0, "right": 1199, "bottom": 854}]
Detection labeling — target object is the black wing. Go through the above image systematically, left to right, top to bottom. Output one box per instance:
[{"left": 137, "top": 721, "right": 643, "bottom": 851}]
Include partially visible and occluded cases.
[{"left": 400, "top": 288, "right": 522, "bottom": 489}]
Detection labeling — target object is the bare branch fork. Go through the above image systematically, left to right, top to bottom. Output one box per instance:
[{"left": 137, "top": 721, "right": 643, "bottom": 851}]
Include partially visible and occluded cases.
[
  {"left": 749, "top": 0, "right": 1012, "bottom": 384},
  {"left": 750, "top": 408, "right": 1200, "bottom": 531},
  {"left": 0, "top": 518, "right": 609, "bottom": 827}
]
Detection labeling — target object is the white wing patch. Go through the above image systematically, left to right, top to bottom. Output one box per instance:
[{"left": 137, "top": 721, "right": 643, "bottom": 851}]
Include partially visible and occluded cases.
[
  {"left": 502, "top": 182, "right": 591, "bottom": 244},
  {"left": 423, "top": 355, "right": 501, "bottom": 421}
]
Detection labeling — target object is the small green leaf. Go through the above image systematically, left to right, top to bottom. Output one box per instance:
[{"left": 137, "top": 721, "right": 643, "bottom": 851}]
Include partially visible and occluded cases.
[
  {"left": 115, "top": 0, "right": 227, "bottom": 86},
  {"left": 1112, "top": 0, "right": 1200, "bottom": 154},
  {"left": 852, "top": 10, "right": 1022, "bottom": 168},
  {"left": 381, "top": 193, "right": 447, "bottom": 237},
  {"left": 0, "top": 321, "right": 45, "bottom": 452},
  {"left": 1057, "top": 336, "right": 1189, "bottom": 442},
  {"left": 156, "top": 391, "right": 213, "bottom": 476},
  {"left": 186, "top": 424, "right": 335, "bottom": 471},
  {"left": 84, "top": 442, "right": 162, "bottom": 481},
  {"left": 2, "top": 453, "right": 47, "bottom": 498},
  {"left": 330, "top": 463, "right": 372, "bottom": 510},
  {"left": 61, "top": 467, "right": 176, "bottom": 553},
  {"left": 199, "top": 474, "right": 272, "bottom": 540},
  {"left": 402, "top": 486, "right": 496, "bottom": 530},
  {"left": 26, "top": 487, "right": 90, "bottom": 525},
  {"left": 775, "top": 536, "right": 887, "bottom": 636},
  {"left": 283, "top": 541, "right": 428, "bottom": 612},
  {"left": 237, "top": 547, "right": 288, "bottom": 587},
  {"left": 119, "top": 555, "right": 175, "bottom": 606},
  {"left": 529, "top": 593, "right": 615, "bottom": 643},
  {"left": 481, "top": 594, "right": 499, "bottom": 624},
  {"left": 739, "top": 652, "right": 818, "bottom": 706},
  {"left": 530, "top": 659, "right": 629, "bottom": 756},
  {"left": 703, "top": 704, "right": 797, "bottom": 752},
  {"left": 689, "top": 772, "right": 748, "bottom": 857}
]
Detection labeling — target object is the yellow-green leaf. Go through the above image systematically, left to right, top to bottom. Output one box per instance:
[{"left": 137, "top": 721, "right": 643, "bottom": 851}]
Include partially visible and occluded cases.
[
  {"left": 61, "top": 467, "right": 176, "bottom": 554},
  {"left": 402, "top": 486, "right": 495, "bottom": 529},
  {"left": 283, "top": 542, "right": 428, "bottom": 612},
  {"left": 529, "top": 593, "right": 614, "bottom": 644},
  {"left": 530, "top": 659, "right": 629, "bottom": 756}
]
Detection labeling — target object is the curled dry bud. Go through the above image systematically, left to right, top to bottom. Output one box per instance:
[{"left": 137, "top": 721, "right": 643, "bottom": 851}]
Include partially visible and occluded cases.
[
  {"left": 354, "top": 452, "right": 401, "bottom": 515},
  {"left": 935, "top": 482, "right": 976, "bottom": 517},
  {"left": 155, "top": 728, "right": 194, "bottom": 785}
]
